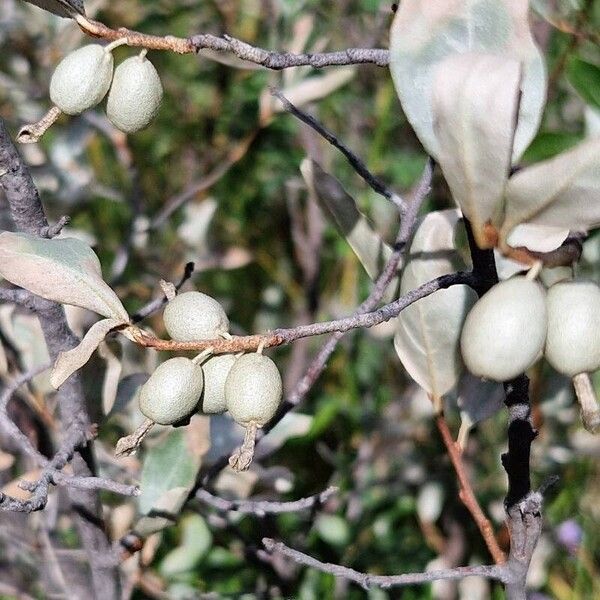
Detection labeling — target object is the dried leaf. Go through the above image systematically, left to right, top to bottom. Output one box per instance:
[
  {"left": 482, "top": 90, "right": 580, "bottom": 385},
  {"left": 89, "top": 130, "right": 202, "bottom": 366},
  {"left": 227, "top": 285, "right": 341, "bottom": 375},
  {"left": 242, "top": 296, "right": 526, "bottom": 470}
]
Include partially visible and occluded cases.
[
  {"left": 20, "top": 0, "right": 85, "bottom": 18},
  {"left": 390, "top": 0, "right": 546, "bottom": 163},
  {"left": 432, "top": 53, "right": 521, "bottom": 248},
  {"left": 501, "top": 137, "right": 600, "bottom": 246},
  {"left": 301, "top": 160, "right": 397, "bottom": 302},
  {"left": 394, "top": 210, "right": 477, "bottom": 404},
  {"left": 0, "top": 232, "right": 129, "bottom": 321},
  {"left": 50, "top": 318, "right": 124, "bottom": 389},
  {"left": 98, "top": 341, "right": 123, "bottom": 415}
]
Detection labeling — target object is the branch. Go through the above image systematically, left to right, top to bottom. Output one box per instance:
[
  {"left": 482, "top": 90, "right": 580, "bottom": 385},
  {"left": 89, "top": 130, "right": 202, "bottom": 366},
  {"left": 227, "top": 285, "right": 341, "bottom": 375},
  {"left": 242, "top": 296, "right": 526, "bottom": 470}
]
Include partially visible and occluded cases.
[
  {"left": 75, "top": 14, "right": 390, "bottom": 67},
  {"left": 271, "top": 89, "right": 405, "bottom": 210},
  {"left": 0, "top": 119, "right": 122, "bottom": 598},
  {"left": 131, "top": 262, "right": 195, "bottom": 323},
  {"left": 131, "top": 271, "right": 472, "bottom": 353},
  {"left": 435, "top": 415, "right": 505, "bottom": 564},
  {"left": 196, "top": 486, "right": 337, "bottom": 515},
  {"left": 261, "top": 538, "right": 507, "bottom": 589}
]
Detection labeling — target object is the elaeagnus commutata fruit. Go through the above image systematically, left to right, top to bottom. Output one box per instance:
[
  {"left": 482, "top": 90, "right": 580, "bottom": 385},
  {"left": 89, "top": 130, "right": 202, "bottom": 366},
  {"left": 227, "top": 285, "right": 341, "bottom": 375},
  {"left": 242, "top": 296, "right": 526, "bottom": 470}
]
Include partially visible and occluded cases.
[{"left": 460, "top": 276, "right": 547, "bottom": 381}]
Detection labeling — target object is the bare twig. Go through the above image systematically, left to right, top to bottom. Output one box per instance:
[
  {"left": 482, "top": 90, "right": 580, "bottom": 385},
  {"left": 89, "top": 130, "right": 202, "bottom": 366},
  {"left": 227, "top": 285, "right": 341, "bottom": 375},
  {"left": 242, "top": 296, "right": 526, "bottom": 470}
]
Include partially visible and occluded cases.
[
  {"left": 75, "top": 15, "right": 390, "bottom": 67},
  {"left": 271, "top": 89, "right": 405, "bottom": 210},
  {"left": 131, "top": 262, "right": 195, "bottom": 323},
  {"left": 130, "top": 271, "right": 471, "bottom": 353},
  {"left": 435, "top": 415, "right": 506, "bottom": 564},
  {"left": 196, "top": 486, "right": 337, "bottom": 515},
  {"left": 262, "top": 538, "right": 507, "bottom": 589}
]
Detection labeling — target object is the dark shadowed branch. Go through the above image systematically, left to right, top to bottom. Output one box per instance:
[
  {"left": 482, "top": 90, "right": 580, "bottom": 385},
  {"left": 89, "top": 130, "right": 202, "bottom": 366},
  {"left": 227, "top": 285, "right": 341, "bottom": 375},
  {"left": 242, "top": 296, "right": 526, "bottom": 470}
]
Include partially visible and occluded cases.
[{"left": 0, "top": 119, "right": 122, "bottom": 599}]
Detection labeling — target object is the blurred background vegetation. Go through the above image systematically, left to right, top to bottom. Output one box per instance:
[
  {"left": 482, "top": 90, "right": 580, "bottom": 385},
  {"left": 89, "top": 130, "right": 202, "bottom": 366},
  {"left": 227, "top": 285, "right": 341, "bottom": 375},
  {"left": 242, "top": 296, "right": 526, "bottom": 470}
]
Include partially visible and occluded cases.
[{"left": 1, "top": 1, "right": 600, "bottom": 598}]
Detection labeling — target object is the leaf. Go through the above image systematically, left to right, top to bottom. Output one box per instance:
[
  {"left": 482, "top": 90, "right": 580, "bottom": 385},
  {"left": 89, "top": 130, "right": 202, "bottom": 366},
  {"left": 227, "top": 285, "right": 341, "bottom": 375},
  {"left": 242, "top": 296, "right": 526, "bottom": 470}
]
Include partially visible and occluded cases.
[
  {"left": 20, "top": 0, "right": 85, "bottom": 18},
  {"left": 389, "top": 0, "right": 546, "bottom": 163},
  {"left": 432, "top": 53, "right": 521, "bottom": 248},
  {"left": 567, "top": 57, "right": 600, "bottom": 110},
  {"left": 500, "top": 137, "right": 600, "bottom": 246},
  {"left": 301, "top": 159, "right": 397, "bottom": 302},
  {"left": 393, "top": 210, "right": 477, "bottom": 403},
  {"left": 505, "top": 223, "right": 569, "bottom": 253},
  {"left": 0, "top": 232, "right": 129, "bottom": 321},
  {"left": 50, "top": 318, "right": 124, "bottom": 389},
  {"left": 136, "top": 420, "right": 209, "bottom": 536},
  {"left": 159, "top": 514, "right": 212, "bottom": 577}
]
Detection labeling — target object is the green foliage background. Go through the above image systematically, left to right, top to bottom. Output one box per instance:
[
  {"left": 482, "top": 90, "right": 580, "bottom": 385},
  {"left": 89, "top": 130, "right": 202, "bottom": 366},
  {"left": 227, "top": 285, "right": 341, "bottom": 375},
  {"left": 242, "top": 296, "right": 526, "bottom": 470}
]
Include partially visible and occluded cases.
[{"left": 1, "top": 1, "right": 600, "bottom": 598}]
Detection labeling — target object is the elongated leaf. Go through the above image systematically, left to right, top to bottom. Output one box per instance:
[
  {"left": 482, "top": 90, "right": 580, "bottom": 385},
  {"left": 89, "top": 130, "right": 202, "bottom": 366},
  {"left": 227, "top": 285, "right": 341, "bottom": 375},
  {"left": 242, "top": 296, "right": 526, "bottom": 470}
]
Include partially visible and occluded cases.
[
  {"left": 21, "top": 0, "right": 85, "bottom": 17},
  {"left": 389, "top": 0, "right": 546, "bottom": 163},
  {"left": 432, "top": 53, "right": 521, "bottom": 248},
  {"left": 568, "top": 57, "right": 600, "bottom": 110},
  {"left": 501, "top": 137, "right": 600, "bottom": 246},
  {"left": 301, "top": 160, "right": 397, "bottom": 302},
  {"left": 394, "top": 210, "right": 477, "bottom": 404},
  {"left": 0, "top": 232, "right": 129, "bottom": 321},
  {"left": 50, "top": 318, "right": 123, "bottom": 389},
  {"left": 136, "top": 420, "right": 209, "bottom": 536},
  {"left": 159, "top": 515, "right": 212, "bottom": 577}
]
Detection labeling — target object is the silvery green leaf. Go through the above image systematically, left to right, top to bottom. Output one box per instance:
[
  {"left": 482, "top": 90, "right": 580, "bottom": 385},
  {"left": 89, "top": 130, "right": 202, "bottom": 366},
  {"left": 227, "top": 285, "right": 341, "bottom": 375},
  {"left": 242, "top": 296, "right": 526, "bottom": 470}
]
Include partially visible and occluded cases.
[
  {"left": 21, "top": 0, "right": 85, "bottom": 17},
  {"left": 389, "top": 0, "right": 546, "bottom": 163},
  {"left": 432, "top": 53, "right": 521, "bottom": 249},
  {"left": 501, "top": 137, "right": 600, "bottom": 246},
  {"left": 301, "top": 159, "right": 397, "bottom": 302},
  {"left": 394, "top": 210, "right": 477, "bottom": 404},
  {"left": 505, "top": 223, "right": 569, "bottom": 253},
  {"left": 0, "top": 232, "right": 129, "bottom": 321},
  {"left": 50, "top": 318, "right": 124, "bottom": 389},
  {"left": 456, "top": 374, "right": 505, "bottom": 448},
  {"left": 136, "top": 420, "right": 209, "bottom": 536}
]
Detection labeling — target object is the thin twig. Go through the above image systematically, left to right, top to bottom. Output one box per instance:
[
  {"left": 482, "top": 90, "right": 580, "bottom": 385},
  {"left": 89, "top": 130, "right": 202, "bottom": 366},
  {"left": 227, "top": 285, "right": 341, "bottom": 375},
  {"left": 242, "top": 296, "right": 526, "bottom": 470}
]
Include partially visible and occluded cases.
[
  {"left": 76, "top": 15, "right": 391, "bottom": 67},
  {"left": 271, "top": 89, "right": 405, "bottom": 210},
  {"left": 131, "top": 262, "right": 195, "bottom": 323},
  {"left": 130, "top": 271, "right": 471, "bottom": 353},
  {"left": 435, "top": 415, "right": 506, "bottom": 564},
  {"left": 196, "top": 486, "right": 337, "bottom": 515},
  {"left": 262, "top": 538, "right": 507, "bottom": 589}
]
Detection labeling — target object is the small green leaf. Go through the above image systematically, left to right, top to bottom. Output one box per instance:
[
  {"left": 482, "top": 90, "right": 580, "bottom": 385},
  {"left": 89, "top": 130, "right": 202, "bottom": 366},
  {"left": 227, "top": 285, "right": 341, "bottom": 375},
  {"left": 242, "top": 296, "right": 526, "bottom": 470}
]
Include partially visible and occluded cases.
[
  {"left": 568, "top": 57, "right": 600, "bottom": 110},
  {"left": 159, "top": 514, "right": 212, "bottom": 577},
  {"left": 315, "top": 514, "right": 350, "bottom": 547}
]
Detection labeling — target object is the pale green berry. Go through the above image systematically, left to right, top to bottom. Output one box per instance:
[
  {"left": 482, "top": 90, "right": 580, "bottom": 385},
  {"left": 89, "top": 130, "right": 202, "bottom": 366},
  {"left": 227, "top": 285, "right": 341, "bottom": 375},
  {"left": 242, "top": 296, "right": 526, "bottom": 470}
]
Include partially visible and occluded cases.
[
  {"left": 50, "top": 44, "right": 114, "bottom": 115},
  {"left": 106, "top": 53, "right": 163, "bottom": 133},
  {"left": 461, "top": 276, "right": 547, "bottom": 381},
  {"left": 545, "top": 280, "right": 600, "bottom": 376},
  {"left": 164, "top": 291, "right": 229, "bottom": 342},
  {"left": 225, "top": 353, "right": 283, "bottom": 427},
  {"left": 199, "top": 354, "right": 237, "bottom": 414},
  {"left": 139, "top": 357, "right": 204, "bottom": 425}
]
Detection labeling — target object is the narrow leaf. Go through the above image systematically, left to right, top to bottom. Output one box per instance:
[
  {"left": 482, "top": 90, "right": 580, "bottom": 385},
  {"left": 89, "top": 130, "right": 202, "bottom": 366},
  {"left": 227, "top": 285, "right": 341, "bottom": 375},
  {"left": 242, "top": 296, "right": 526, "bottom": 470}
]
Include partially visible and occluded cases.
[
  {"left": 20, "top": 0, "right": 85, "bottom": 18},
  {"left": 389, "top": 0, "right": 546, "bottom": 163},
  {"left": 432, "top": 53, "right": 521, "bottom": 248},
  {"left": 567, "top": 57, "right": 600, "bottom": 110},
  {"left": 501, "top": 137, "right": 600, "bottom": 246},
  {"left": 301, "top": 160, "right": 397, "bottom": 302},
  {"left": 394, "top": 210, "right": 477, "bottom": 403},
  {"left": 0, "top": 232, "right": 129, "bottom": 321},
  {"left": 50, "top": 318, "right": 124, "bottom": 389}
]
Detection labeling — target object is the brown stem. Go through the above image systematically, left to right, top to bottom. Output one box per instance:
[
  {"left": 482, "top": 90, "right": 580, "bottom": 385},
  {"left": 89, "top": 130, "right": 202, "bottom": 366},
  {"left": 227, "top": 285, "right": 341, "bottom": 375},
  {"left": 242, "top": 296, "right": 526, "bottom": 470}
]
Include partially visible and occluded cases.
[{"left": 435, "top": 415, "right": 506, "bottom": 565}]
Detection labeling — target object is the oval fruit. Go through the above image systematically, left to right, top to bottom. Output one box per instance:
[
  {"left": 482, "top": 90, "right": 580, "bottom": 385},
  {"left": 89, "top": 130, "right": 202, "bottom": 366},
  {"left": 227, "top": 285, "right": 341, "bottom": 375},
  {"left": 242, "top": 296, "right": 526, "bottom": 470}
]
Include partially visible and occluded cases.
[
  {"left": 50, "top": 44, "right": 114, "bottom": 115},
  {"left": 106, "top": 53, "right": 163, "bottom": 133},
  {"left": 460, "top": 276, "right": 547, "bottom": 381},
  {"left": 545, "top": 280, "right": 600, "bottom": 376},
  {"left": 163, "top": 291, "right": 229, "bottom": 342},
  {"left": 225, "top": 353, "right": 283, "bottom": 427},
  {"left": 199, "top": 354, "right": 237, "bottom": 414},
  {"left": 139, "top": 357, "right": 204, "bottom": 425}
]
